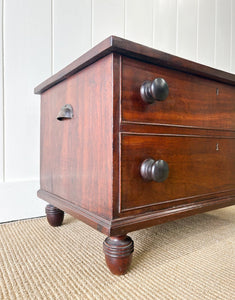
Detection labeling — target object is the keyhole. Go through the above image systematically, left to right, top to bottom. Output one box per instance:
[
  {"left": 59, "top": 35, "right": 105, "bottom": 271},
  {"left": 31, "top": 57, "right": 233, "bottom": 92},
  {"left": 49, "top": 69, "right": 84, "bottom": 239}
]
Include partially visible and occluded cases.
[{"left": 216, "top": 143, "right": 219, "bottom": 151}]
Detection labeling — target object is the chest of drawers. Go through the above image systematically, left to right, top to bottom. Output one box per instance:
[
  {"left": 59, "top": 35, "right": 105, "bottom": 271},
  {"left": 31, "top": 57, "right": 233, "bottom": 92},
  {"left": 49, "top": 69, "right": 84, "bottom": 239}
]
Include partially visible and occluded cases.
[{"left": 35, "top": 36, "right": 235, "bottom": 275}]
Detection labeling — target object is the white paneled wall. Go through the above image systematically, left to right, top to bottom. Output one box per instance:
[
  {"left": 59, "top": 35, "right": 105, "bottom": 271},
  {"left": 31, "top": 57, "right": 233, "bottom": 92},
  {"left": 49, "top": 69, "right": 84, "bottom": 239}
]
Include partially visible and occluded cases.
[
  {"left": 0, "top": 0, "right": 234, "bottom": 222},
  {"left": 0, "top": 0, "right": 3, "bottom": 182},
  {"left": 0, "top": 0, "right": 51, "bottom": 222},
  {"left": 4, "top": 0, "right": 51, "bottom": 181},
  {"left": 53, "top": 0, "right": 92, "bottom": 73},
  {"left": 92, "top": 0, "right": 124, "bottom": 46},
  {"left": 125, "top": 0, "right": 153, "bottom": 47},
  {"left": 153, "top": 0, "right": 177, "bottom": 54},
  {"left": 177, "top": 0, "right": 198, "bottom": 61},
  {"left": 198, "top": 0, "right": 216, "bottom": 67},
  {"left": 216, "top": 0, "right": 232, "bottom": 71},
  {"left": 233, "top": 0, "right": 235, "bottom": 73}
]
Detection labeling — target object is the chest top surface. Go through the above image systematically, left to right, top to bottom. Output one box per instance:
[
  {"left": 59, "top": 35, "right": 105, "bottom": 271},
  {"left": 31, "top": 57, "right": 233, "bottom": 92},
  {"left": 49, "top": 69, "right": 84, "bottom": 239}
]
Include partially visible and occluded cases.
[{"left": 35, "top": 36, "right": 235, "bottom": 95}]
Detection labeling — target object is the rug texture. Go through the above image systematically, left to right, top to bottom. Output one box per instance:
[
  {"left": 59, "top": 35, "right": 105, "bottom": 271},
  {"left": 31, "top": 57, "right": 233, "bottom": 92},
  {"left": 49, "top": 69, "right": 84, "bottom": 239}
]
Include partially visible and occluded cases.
[{"left": 0, "top": 206, "right": 235, "bottom": 300}]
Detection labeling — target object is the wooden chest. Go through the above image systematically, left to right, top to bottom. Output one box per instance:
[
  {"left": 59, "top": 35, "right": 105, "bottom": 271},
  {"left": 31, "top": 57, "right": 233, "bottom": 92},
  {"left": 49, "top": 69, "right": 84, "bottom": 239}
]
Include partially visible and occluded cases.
[{"left": 35, "top": 36, "right": 235, "bottom": 275}]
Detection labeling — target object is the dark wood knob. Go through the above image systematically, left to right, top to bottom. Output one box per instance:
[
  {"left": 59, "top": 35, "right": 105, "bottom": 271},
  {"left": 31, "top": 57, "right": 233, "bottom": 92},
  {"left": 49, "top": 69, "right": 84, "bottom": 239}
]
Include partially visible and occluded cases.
[
  {"left": 140, "top": 78, "right": 169, "bottom": 104},
  {"left": 57, "top": 104, "right": 73, "bottom": 121},
  {"left": 140, "top": 158, "right": 169, "bottom": 182}
]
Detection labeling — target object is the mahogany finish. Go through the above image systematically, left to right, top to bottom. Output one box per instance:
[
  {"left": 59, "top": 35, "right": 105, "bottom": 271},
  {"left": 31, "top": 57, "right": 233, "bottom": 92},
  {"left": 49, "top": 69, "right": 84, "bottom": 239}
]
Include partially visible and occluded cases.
[
  {"left": 34, "top": 36, "right": 235, "bottom": 94},
  {"left": 35, "top": 36, "right": 235, "bottom": 275},
  {"left": 40, "top": 54, "right": 114, "bottom": 220},
  {"left": 121, "top": 56, "right": 235, "bottom": 130},
  {"left": 121, "top": 134, "right": 235, "bottom": 213},
  {"left": 45, "top": 204, "right": 64, "bottom": 227},
  {"left": 103, "top": 235, "right": 134, "bottom": 275}
]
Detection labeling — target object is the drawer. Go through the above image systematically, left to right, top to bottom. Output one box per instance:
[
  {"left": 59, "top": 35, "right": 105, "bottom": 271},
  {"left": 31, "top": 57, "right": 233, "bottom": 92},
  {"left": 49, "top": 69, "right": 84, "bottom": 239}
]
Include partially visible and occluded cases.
[
  {"left": 121, "top": 57, "right": 235, "bottom": 130},
  {"left": 120, "top": 134, "right": 235, "bottom": 213}
]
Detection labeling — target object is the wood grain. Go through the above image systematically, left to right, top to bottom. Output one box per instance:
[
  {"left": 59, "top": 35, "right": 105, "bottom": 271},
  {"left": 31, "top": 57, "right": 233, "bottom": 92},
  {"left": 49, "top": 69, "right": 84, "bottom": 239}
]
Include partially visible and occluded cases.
[
  {"left": 34, "top": 36, "right": 235, "bottom": 94},
  {"left": 36, "top": 36, "right": 235, "bottom": 275},
  {"left": 40, "top": 54, "right": 114, "bottom": 220},
  {"left": 121, "top": 56, "right": 235, "bottom": 130},
  {"left": 120, "top": 122, "right": 235, "bottom": 137},
  {"left": 120, "top": 134, "right": 235, "bottom": 213},
  {"left": 38, "top": 189, "right": 235, "bottom": 236},
  {"left": 110, "top": 196, "right": 235, "bottom": 235},
  {"left": 45, "top": 204, "right": 64, "bottom": 227},
  {"left": 103, "top": 235, "right": 134, "bottom": 275}
]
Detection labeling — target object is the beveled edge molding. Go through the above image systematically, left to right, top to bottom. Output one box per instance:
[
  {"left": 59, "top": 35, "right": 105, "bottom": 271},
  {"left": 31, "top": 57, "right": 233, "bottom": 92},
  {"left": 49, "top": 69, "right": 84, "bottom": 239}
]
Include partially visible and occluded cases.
[
  {"left": 34, "top": 36, "right": 235, "bottom": 94},
  {"left": 34, "top": 37, "right": 113, "bottom": 94},
  {"left": 120, "top": 121, "right": 235, "bottom": 135},
  {"left": 37, "top": 189, "right": 112, "bottom": 235},
  {"left": 38, "top": 189, "right": 235, "bottom": 237},
  {"left": 119, "top": 189, "right": 235, "bottom": 214},
  {"left": 110, "top": 195, "right": 235, "bottom": 236}
]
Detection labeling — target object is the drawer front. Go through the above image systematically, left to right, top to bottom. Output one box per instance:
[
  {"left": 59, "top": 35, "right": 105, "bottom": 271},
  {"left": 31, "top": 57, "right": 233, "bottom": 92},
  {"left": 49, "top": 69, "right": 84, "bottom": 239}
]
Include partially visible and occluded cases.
[
  {"left": 121, "top": 57, "right": 235, "bottom": 130},
  {"left": 120, "top": 134, "right": 235, "bottom": 213}
]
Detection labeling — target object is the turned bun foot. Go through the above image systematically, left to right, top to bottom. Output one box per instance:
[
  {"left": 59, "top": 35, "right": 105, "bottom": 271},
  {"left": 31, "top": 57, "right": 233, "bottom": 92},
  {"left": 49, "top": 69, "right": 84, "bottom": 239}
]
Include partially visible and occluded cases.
[
  {"left": 45, "top": 204, "right": 64, "bottom": 227},
  {"left": 103, "top": 235, "right": 134, "bottom": 275}
]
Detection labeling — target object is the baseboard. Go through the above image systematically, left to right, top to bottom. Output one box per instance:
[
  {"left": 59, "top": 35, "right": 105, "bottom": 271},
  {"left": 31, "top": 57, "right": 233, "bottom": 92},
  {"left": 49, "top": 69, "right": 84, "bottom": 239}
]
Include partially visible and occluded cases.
[{"left": 0, "top": 180, "right": 46, "bottom": 223}]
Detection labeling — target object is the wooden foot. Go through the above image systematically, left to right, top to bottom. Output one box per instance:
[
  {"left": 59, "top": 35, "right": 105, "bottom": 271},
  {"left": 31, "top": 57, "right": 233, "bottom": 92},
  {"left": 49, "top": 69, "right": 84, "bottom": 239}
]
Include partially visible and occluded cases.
[
  {"left": 45, "top": 204, "right": 64, "bottom": 227},
  {"left": 103, "top": 235, "right": 134, "bottom": 275}
]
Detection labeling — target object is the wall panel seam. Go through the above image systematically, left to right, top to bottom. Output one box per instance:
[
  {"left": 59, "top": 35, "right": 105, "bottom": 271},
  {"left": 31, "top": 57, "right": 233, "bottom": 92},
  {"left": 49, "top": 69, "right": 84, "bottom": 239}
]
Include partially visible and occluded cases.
[
  {"left": 2, "top": 0, "right": 5, "bottom": 181},
  {"left": 51, "top": 0, "right": 54, "bottom": 74},
  {"left": 91, "top": 0, "right": 93, "bottom": 47},
  {"left": 124, "top": 0, "right": 126, "bottom": 38},
  {"left": 152, "top": 0, "right": 154, "bottom": 48},
  {"left": 176, "top": 0, "right": 179, "bottom": 55},
  {"left": 196, "top": 0, "right": 199, "bottom": 62},
  {"left": 214, "top": 0, "right": 217, "bottom": 67},
  {"left": 230, "top": 0, "right": 233, "bottom": 72}
]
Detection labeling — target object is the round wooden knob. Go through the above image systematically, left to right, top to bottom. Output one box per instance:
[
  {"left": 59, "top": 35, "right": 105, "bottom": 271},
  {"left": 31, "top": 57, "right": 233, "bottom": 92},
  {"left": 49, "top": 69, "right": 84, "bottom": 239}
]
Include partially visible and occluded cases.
[
  {"left": 140, "top": 78, "right": 169, "bottom": 104},
  {"left": 140, "top": 158, "right": 169, "bottom": 182}
]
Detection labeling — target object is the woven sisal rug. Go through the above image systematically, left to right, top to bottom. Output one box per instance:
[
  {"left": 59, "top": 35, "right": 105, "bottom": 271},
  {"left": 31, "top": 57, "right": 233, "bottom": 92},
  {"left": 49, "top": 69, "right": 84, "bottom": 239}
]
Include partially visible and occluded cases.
[{"left": 0, "top": 206, "right": 235, "bottom": 299}]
